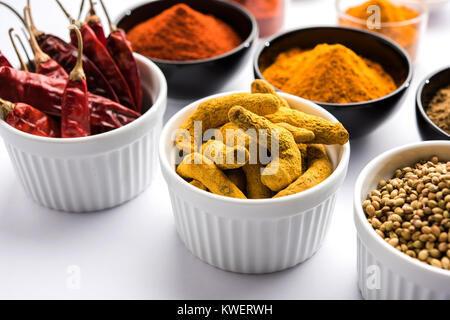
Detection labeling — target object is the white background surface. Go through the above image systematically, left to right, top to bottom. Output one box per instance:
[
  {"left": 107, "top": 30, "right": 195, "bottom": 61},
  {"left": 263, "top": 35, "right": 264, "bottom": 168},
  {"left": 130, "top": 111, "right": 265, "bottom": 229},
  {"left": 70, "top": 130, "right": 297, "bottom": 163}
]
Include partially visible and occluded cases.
[{"left": 0, "top": 0, "right": 449, "bottom": 300}]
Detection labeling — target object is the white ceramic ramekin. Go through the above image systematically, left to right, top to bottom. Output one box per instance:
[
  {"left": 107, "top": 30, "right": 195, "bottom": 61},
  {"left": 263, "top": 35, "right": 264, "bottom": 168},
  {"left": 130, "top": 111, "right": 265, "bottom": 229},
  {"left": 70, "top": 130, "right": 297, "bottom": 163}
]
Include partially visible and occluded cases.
[
  {"left": 0, "top": 54, "right": 167, "bottom": 212},
  {"left": 159, "top": 92, "right": 350, "bottom": 274},
  {"left": 354, "top": 141, "right": 450, "bottom": 300}
]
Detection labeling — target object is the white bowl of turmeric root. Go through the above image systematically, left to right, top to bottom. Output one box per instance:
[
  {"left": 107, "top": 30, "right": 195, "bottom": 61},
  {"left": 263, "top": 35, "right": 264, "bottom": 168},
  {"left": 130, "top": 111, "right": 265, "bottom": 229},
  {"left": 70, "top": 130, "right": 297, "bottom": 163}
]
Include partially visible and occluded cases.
[
  {"left": 254, "top": 26, "right": 412, "bottom": 138},
  {"left": 159, "top": 80, "right": 350, "bottom": 273}
]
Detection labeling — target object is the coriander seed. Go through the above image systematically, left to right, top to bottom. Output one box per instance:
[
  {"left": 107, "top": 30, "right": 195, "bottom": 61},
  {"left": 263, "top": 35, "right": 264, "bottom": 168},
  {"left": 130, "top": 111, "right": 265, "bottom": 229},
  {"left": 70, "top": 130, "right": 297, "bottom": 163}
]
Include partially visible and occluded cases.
[{"left": 363, "top": 156, "right": 450, "bottom": 271}]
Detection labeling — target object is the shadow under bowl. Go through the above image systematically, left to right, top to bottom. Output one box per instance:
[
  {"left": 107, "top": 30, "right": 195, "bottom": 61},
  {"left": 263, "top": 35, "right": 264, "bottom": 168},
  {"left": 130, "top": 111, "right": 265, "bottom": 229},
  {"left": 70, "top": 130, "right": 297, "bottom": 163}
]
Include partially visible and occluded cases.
[
  {"left": 117, "top": 0, "right": 258, "bottom": 99},
  {"left": 254, "top": 26, "right": 413, "bottom": 139},
  {"left": 416, "top": 66, "right": 450, "bottom": 141}
]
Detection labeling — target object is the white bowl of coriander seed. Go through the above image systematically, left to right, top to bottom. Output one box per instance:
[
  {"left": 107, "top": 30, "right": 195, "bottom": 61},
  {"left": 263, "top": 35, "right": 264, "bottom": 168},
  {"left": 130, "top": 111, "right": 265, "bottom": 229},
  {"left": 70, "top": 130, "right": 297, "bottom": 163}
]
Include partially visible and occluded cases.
[{"left": 354, "top": 141, "right": 450, "bottom": 300}]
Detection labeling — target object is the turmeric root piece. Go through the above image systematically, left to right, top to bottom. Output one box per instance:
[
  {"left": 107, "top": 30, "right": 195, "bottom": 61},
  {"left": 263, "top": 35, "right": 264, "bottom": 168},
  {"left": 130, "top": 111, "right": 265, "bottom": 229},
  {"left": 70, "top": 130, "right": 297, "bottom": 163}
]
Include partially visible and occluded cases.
[
  {"left": 251, "top": 79, "right": 290, "bottom": 108},
  {"left": 251, "top": 79, "right": 277, "bottom": 95},
  {"left": 176, "top": 93, "right": 281, "bottom": 152},
  {"left": 229, "top": 106, "right": 302, "bottom": 192},
  {"left": 266, "top": 107, "right": 349, "bottom": 145},
  {"left": 218, "top": 122, "right": 251, "bottom": 148},
  {"left": 218, "top": 122, "right": 267, "bottom": 166},
  {"left": 218, "top": 122, "right": 264, "bottom": 166},
  {"left": 276, "top": 122, "right": 315, "bottom": 143},
  {"left": 201, "top": 140, "right": 249, "bottom": 170},
  {"left": 297, "top": 143, "right": 308, "bottom": 172},
  {"left": 297, "top": 143, "right": 307, "bottom": 158},
  {"left": 274, "top": 144, "right": 333, "bottom": 198},
  {"left": 177, "top": 153, "right": 247, "bottom": 199},
  {"left": 243, "top": 164, "right": 274, "bottom": 199},
  {"left": 225, "top": 168, "right": 247, "bottom": 194},
  {"left": 190, "top": 180, "right": 208, "bottom": 191}
]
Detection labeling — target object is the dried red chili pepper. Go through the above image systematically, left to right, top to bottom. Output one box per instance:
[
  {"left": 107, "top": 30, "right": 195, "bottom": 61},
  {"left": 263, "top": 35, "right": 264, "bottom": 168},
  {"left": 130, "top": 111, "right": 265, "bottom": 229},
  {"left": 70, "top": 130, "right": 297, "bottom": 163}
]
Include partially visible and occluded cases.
[
  {"left": 24, "top": 0, "right": 43, "bottom": 41},
  {"left": 55, "top": 0, "right": 136, "bottom": 110},
  {"left": 84, "top": 0, "right": 107, "bottom": 48},
  {"left": 100, "top": 0, "right": 143, "bottom": 112},
  {"left": 0, "top": 1, "right": 24, "bottom": 23},
  {"left": 1, "top": 1, "right": 35, "bottom": 70},
  {"left": 22, "top": 2, "right": 119, "bottom": 102},
  {"left": 24, "top": 6, "right": 68, "bottom": 80},
  {"left": 74, "top": 25, "right": 136, "bottom": 110},
  {"left": 61, "top": 26, "right": 90, "bottom": 138},
  {"left": 8, "top": 28, "right": 29, "bottom": 72},
  {"left": 15, "top": 33, "right": 35, "bottom": 71},
  {"left": 37, "top": 35, "right": 119, "bottom": 102},
  {"left": 0, "top": 51, "right": 12, "bottom": 68},
  {"left": 0, "top": 66, "right": 140, "bottom": 130},
  {"left": 0, "top": 98, "right": 60, "bottom": 138}
]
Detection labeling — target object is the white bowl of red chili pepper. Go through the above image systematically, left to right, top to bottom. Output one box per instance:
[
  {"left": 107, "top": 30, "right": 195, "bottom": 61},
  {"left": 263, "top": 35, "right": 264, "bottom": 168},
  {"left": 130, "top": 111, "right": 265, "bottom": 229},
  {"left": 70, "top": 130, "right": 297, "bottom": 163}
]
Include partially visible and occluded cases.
[
  {"left": 0, "top": 54, "right": 167, "bottom": 212},
  {"left": 159, "top": 91, "right": 350, "bottom": 273}
]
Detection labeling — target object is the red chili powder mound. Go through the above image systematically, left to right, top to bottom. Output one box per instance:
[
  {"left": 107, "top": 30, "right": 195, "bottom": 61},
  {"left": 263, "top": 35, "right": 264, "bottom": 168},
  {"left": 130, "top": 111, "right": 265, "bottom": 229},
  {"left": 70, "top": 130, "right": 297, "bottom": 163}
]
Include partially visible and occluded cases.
[{"left": 127, "top": 3, "right": 242, "bottom": 61}]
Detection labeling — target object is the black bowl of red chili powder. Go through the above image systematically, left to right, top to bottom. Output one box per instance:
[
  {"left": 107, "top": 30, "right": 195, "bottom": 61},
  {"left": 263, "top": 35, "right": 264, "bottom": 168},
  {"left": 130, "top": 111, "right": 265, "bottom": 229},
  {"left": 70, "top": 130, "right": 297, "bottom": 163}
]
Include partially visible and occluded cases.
[
  {"left": 117, "top": 0, "right": 257, "bottom": 99},
  {"left": 254, "top": 26, "right": 413, "bottom": 139},
  {"left": 416, "top": 66, "right": 450, "bottom": 141}
]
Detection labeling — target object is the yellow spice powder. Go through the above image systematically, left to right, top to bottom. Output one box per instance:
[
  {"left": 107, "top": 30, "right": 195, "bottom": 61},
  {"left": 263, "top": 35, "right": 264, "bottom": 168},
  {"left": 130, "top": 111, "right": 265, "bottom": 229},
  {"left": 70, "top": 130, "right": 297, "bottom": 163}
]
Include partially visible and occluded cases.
[
  {"left": 343, "top": 0, "right": 420, "bottom": 54},
  {"left": 346, "top": 0, "right": 418, "bottom": 23},
  {"left": 262, "top": 43, "right": 397, "bottom": 104}
]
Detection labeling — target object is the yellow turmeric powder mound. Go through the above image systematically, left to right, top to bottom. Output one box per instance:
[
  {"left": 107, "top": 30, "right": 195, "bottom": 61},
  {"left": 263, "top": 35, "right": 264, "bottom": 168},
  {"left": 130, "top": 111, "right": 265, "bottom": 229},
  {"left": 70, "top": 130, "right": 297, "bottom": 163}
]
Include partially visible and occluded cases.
[{"left": 262, "top": 44, "right": 397, "bottom": 104}]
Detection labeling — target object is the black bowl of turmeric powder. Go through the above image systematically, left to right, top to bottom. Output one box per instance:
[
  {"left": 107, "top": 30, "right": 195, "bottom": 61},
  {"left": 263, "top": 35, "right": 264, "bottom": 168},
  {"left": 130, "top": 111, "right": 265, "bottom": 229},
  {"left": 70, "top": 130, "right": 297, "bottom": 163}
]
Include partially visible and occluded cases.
[
  {"left": 116, "top": 0, "right": 257, "bottom": 98},
  {"left": 254, "top": 26, "right": 412, "bottom": 138},
  {"left": 416, "top": 66, "right": 450, "bottom": 141}
]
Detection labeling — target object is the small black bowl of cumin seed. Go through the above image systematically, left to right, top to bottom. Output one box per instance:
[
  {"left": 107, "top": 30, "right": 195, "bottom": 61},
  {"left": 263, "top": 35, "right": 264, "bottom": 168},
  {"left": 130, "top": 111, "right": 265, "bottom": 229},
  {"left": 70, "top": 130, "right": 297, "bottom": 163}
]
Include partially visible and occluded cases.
[{"left": 416, "top": 66, "right": 450, "bottom": 140}]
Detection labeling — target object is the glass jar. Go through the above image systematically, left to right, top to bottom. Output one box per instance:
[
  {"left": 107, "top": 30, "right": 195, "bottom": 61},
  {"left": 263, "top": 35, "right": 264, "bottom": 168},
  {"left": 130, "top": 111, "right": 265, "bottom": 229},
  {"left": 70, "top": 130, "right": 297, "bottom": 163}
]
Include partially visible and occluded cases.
[
  {"left": 229, "top": 0, "right": 285, "bottom": 38},
  {"left": 336, "top": 0, "right": 428, "bottom": 61}
]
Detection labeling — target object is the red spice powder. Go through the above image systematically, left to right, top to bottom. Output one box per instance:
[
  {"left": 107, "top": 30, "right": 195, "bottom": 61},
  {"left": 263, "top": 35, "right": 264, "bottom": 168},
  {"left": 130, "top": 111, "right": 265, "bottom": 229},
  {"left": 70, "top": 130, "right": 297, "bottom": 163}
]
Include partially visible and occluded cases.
[{"left": 127, "top": 4, "right": 242, "bottom": 61}]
